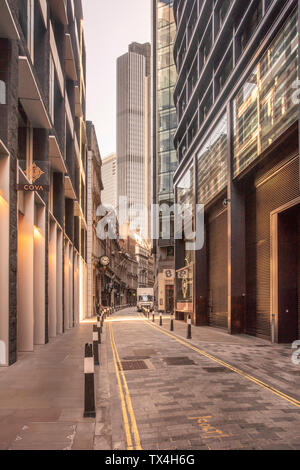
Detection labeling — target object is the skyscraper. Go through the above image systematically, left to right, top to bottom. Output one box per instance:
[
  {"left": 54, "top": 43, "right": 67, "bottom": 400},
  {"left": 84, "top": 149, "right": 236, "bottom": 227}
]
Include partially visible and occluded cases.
[
  {"left": 152, "top": 0, "right": 177, "bottom": 312},
  {"left": 116, "top": 42, "right": 151, "bottom": 239},
  {"left": 101, "top": 153, "right": 117, "bottom": 210}
]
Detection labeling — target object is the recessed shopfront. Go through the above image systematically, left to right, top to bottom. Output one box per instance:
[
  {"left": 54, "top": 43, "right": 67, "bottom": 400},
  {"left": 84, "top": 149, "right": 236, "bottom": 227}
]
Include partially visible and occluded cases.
[{"left": 271, "top": 197, "right": 300, "bottom": 344}]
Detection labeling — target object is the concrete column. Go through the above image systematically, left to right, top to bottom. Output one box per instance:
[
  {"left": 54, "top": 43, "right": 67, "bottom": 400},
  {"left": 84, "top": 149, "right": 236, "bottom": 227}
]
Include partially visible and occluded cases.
[
  {"left": 0, "top": 152, "right": 10, "bottom": 366},
  {"left": 18, "top": 192, "right": 35, "bottom": 352},
  {"left": 34, "top": 206, "right": 46, "bottom": 345},
  {"left": 48, "top": 221, "right": 57, "bottom": 338},
  {"left": 56, "top": 229, "right": 63, "bottom": 335},
  {"left": 194, "top": 231, "right": 209, "bottom": 326},
  {"left": 64, "top": 241, "right": 70, "bottom": 330},
  {"left": 69, "top": 245, "right": 74, "bottom": 328},
  {"left": 74, "top": 253, "right": 79, "bottom": 326},
  {"left": 79, "top": 256, "right": 84, "bottom": 322},
  {"left": 84, "top": 262, "right": 88, "bottom": 319}
]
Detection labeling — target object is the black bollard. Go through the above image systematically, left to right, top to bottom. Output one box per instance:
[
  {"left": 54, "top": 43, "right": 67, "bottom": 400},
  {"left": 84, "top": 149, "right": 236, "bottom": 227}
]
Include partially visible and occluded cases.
[
  {"left": 152, "top": 312, "right": 155, "bottom": 323},
  {"left": 159, "top": 312, "right": 163, "bottom": 327},
  {"left": 170, "top": 312, "right": 174, "bottom": 332},
  {"left": 187, "top": 315, "right": 192, "bottom": 340},
  {"left": 97, "top": 316, "right": 101, "bottom": 343},
  {"left": 93, "top": 325, "right": 99, "bottom": 366},
  {"left": 84, "top": 343, "right": 96, "bottom": 418}
]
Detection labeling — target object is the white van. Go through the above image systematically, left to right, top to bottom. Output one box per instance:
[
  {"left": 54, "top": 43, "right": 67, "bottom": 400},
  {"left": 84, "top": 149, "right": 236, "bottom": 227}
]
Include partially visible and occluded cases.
[{"left": 137, "top": 288, "right": 154, "bottom": 312}]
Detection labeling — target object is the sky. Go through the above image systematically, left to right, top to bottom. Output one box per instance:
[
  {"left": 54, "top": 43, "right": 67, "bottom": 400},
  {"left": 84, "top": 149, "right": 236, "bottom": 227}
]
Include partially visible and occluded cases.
[{"left": 82, "top": 0, "right": 151, "bottom": 159}]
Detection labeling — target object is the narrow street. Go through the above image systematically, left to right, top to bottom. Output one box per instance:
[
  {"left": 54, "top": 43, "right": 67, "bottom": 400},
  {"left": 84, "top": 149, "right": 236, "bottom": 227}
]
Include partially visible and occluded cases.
[
  {"left": 1, "top": 308, "right": 299, "bottom": 451},
  {"left": 98, "top": 309, "right": 300, "bottom": 451}
]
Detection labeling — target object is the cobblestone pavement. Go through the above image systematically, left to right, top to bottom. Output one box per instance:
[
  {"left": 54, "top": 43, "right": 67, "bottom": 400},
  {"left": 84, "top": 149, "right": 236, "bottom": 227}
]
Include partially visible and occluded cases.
[
  {"left": 97, "top": 308, "right": 300, "bottom": 451},
  {"left": 1, "top": 309, "right": 300, "bottom": 450}
]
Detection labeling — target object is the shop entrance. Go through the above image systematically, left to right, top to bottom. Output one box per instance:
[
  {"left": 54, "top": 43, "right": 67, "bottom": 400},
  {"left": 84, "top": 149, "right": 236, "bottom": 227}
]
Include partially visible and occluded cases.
[
  {"left": 272, "top": 201, "right": 300, "bottom": 343},
  {"left": 165, "top": 285, "right": 174, "bottom": 313}
]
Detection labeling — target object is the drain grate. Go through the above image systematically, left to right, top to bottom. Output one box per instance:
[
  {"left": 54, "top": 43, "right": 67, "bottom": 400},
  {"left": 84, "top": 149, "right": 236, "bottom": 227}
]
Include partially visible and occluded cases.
[
  {"left": 163, "top": 356, "right": 196, "bottom": 366},
  {"left": 119, "top": 360, "right": 148, "bottom": 371},
  {"left": 203, "top": 367, "right": 232, "bottom": 373}
]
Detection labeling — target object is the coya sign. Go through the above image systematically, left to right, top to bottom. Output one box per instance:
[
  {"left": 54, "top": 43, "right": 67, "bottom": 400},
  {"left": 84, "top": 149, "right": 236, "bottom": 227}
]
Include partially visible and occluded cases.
[{"left": 18, "top": 162, "right": 49, "bottom": 192}]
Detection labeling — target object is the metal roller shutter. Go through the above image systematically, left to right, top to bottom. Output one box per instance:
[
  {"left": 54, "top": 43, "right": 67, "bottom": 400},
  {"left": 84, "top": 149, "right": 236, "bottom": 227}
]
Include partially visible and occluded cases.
[
  {"left": 246, "top": 157, "right": 300, "bottom": 339},
  {"left": 208, "top": 208, "right": 228, "bottom": 329}
]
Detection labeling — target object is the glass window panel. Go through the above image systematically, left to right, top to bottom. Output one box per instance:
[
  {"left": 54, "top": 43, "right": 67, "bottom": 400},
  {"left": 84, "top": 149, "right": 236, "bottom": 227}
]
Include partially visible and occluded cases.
[
  {"left": 158, "top": 5, "right": 170, "bottom": 29},
  {"left": 233, "top": 11, "right": 298, "bottom": 176},
  {"left": 158, "top": 68, "right": 172, "bottom": 90},
  {"left": 158, "top": 88, "right": 170, "bottom": 111},
  {"left": 197, "top": 114, "right": 228, "bottom": 205},
  {"left": 158, "top": 130, "right": 172, "bottom": 152},
  {"left": 159, "top": 150, "right": 178, "bottom": 173},
  {"left": 176, "top": 165, "right": 195, "bottom": 268}
]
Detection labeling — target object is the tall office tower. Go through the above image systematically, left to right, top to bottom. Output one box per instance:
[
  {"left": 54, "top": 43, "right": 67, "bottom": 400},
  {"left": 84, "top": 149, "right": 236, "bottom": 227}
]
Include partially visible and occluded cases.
[
  {"left": 173, "top": 0, "right": 300, "bottom": 343},
  {"left": 152, "top": 1, "right": 177, "bottom": 312},
  {"left": 116, "top": 42, "right": 151, "bottom": 239},
  {"left": 101, "top": 153, "right": 117, "bottom": 210}
]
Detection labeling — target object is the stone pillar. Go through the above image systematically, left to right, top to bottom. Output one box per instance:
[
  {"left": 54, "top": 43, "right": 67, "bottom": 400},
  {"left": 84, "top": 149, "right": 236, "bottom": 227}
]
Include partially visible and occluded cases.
[
  {"left": 0, "top": 38, "right": 18, "bottom": 364},
  {"left": 18, "top": 192, "right": 35, "bottom": 352},
  {"left": 34, "top": 205, "right": 46, "bottom": 345},
  {"left": 48, "top": 221, "right": 57, "bottom": 338},
  {"left": 56, "top": 229, "right": 63, "bottom": 335},
  {"left": 194, "top": 230, "right": 208, "bottom": 326},
  {"left": 64, "top": 241, "right": 70, "bottom": 330}
]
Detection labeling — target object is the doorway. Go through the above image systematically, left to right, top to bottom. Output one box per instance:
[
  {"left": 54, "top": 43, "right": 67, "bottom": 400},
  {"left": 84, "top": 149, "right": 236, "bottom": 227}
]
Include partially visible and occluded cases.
[
  {"left": 271, "top": 200, "right": 300, "bottom": 343},
  {"left": 165, "top": 285, "right": 174, "bottom": 313}
]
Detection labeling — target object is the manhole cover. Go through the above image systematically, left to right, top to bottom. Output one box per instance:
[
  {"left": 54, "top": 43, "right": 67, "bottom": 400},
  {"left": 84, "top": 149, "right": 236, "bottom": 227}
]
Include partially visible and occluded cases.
[
  {"left": 163, "top": 357, "right": 196, "bottom": 366},
  {"left": 119, "top": 360, "right": 148, "bottom": 371},
  {"left": 203, "top": 367, "right": 232, "bottom": 373}
]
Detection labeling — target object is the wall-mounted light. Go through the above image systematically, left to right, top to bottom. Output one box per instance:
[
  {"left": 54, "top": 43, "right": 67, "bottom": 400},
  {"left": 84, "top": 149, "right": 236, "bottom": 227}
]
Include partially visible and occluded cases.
[{"left": 0, "top": 191, "right": 8, "bottom": 207}]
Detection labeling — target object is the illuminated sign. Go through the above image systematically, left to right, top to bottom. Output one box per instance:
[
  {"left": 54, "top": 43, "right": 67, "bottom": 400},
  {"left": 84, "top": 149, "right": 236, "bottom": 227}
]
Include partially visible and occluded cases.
[{"left": 18, "top": 161, "right": 49, "bottom": 192}]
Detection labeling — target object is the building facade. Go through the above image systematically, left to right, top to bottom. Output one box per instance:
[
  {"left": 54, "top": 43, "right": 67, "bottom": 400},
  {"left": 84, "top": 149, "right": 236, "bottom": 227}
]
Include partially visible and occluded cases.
[
  {"left": 0, "top": 0, "right": 88, "bottom": 366},
  {"left": 152, "top": 0, "right": 177, "bottom": 312},
  {"left": 173, "top": 0, "right": 300, "bottom": 343},
  {"left": 116, "top": 42, "right": 151, "bottom": 239},
  {"left": 87, "top": 121, "right": 103, "bottom": 318},
  {"left": 101, "top": 152, "right": 117, "bottom": 210},
  {"left": 99, "top": 230, "right": 138, "bottom": 308},
  {"left": 135, "top": 241, "right": 154, "bottom": 289}
]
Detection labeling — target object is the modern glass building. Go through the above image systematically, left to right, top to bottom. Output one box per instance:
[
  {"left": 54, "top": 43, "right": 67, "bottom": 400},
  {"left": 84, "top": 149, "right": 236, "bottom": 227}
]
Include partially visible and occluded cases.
[
  {"left": 152, "top": 0, "right": 178, "bottom": 312},
  {"left": 173, "top": 0, "right": 300, "bottom": 343},
  {"left": 117, "top": 42, "right": 151, "bottom": 239}
]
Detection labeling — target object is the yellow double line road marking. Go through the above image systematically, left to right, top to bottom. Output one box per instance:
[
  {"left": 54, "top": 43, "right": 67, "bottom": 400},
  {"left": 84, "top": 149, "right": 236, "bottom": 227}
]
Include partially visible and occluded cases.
[
  {"left": 138, "top": 313, "right": 300, "bottom": 409},
  {"left": 109, "top": 323, "right": 142, "bottom": 450}
]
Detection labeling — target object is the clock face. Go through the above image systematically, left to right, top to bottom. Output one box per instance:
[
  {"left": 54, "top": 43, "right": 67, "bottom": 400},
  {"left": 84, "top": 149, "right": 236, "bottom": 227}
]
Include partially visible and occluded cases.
[{"left": 100, "top": 256, "right": 110, "bottom": 266}]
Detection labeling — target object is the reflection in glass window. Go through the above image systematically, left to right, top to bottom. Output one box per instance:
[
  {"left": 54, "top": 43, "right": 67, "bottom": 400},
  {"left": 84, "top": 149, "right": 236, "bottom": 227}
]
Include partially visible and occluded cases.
[
  {"left": 233, "top": 11, "right": 298, "bottom": 176},
  {"left": 197, "top": 114, "right": 228, "bottom": 205},
  {"left": 176, "top": 165, "right": 195, "bottom": 266}
]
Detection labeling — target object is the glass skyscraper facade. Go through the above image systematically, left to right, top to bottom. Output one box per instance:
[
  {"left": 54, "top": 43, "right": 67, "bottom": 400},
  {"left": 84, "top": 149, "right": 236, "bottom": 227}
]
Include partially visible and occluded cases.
[
  {"left": 152, "top": 0, "right": 178, "bottom": 313},
  {"left": 156, "top": 0, "right": 177, "bottom": 209}
]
